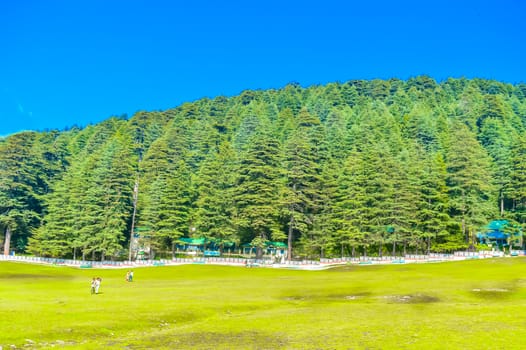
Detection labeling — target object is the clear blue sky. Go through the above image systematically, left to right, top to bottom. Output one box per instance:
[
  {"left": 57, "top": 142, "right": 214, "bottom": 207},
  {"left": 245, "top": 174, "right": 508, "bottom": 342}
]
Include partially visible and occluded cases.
[{"left": 1, "top": 0, "right": 525, "bottom": 136}]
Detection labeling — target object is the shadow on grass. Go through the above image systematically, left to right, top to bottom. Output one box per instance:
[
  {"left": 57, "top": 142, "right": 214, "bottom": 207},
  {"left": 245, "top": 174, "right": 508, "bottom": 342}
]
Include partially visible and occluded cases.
[
  {"left": 470, "top": 287, "right": 514, "bottom": 300},
  {"left": 281, "top": 291, "right": 371, "bottom": 302},
  {"left": 381, "top": 294, "right": 440, "bottom": 304},
  {"left": 135, "top": 331, "right": 289, "bottom": 349}
]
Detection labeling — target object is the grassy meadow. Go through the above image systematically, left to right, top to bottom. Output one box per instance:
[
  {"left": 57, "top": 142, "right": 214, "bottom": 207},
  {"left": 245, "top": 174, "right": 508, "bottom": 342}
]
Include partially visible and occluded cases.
[{"left": 0, "top": 258, "right": 525, "bottom": 349}]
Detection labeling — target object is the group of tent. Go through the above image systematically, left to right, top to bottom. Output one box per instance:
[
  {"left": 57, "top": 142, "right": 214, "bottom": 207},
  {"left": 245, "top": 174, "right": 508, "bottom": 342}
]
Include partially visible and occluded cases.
[
  {"left": 476, "top": 220, "right": 523, "bottom": 249},
  {"left": 176, "top": 237, "right": 287, "bottom": 256}
]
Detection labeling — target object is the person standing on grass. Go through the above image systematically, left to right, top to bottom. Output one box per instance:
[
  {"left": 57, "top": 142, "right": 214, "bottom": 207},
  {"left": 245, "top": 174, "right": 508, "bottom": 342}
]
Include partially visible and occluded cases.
[
  {"left": 125, "top": 270, "right": 130, "bottom": 282},
  {"left": 129, "top": 270, "right": 134, "bottom": 282},
  {"left": 90, "top": 277, "right": 96, "bottom": 294},
  {"left": 95, "top": 277, "right": 102, "bottom": 294}
]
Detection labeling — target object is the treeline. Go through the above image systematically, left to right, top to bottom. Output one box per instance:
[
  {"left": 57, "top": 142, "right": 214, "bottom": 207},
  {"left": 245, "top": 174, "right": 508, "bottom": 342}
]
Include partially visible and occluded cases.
[{"left": 1, "top": 77, "right": 526, "bottom": 260}]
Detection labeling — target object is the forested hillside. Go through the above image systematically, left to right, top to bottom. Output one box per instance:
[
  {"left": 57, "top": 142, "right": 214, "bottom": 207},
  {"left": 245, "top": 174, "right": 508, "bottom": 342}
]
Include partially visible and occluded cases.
[{"left": 1, "top": 77, "right": 526, "bottom": 260}]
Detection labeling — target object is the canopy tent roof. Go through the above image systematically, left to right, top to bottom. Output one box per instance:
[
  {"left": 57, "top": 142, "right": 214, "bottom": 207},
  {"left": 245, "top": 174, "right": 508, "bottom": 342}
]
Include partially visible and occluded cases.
[
  {"left": 477, "top": 220, "right": 523, "bottom": 243},
  {"left": 485, "top": 220, "right": 508, "bottom": 231},
  {"left": 476, "top": 231, "right": 507, "bottom": 240},
  {"left": 177, "top": 237, "right": 237, "bottom": 247},
  {"left": 178, "top": 238, "right": 205, "bottom": 245},
  {"left": 242, "top": 241, "right": 287, "bottom": 248}
]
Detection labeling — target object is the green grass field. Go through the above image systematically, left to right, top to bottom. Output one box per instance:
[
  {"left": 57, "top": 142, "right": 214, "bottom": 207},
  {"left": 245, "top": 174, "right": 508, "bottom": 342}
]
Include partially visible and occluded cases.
[{"left": 1, "top": 258, "right": 525, "bottom": 349}]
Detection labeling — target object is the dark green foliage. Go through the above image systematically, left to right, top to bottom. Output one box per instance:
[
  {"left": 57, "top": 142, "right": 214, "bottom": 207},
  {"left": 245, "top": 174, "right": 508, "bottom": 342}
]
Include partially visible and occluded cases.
[
  {"left": 3, "top": 77, "right": 526, "bottom": 260},
  {"left": 446, "top": 123, "right": 496, "bottom": 245},
  {"left": 234, "top": 128, "right": 283, "bottom": 258},
  {"left": 194, "top": 142, "right": 237, "bottom": 250}
]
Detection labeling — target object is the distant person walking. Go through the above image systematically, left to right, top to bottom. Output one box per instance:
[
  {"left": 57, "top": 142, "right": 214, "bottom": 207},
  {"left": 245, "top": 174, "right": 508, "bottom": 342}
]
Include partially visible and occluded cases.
[
  {"left": 129, "top": 270, "right": 134, "bottom": 282},
  {"left": 125, "top": 271, "right": 130, "bottom": 282}
]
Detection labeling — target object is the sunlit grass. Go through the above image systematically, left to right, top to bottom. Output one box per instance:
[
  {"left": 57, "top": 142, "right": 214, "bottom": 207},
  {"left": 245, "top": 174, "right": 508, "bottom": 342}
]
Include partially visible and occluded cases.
[{"left": 1, "top": 258, "right": 525, "bottom": 349}]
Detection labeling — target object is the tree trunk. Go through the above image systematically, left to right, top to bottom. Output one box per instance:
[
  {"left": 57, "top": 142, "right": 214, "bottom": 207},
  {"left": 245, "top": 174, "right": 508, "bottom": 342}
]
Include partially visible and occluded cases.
[
  {"left": 129, "top": 177, "right": 139, "bottom": 261},
  {"left": 500, "top": 190, "right": 504, "bottom": 216},
  {"left": 287, "top": 215, "right": 294, "bottom": 261},
  {"left": 461, "top": 217, "right": 467, "bottom": 243},
  {"left": 3, "top": 226, "right": 11, "bottom": 256},
  {"left": 426, "top": 236, "right": 431, "bottom": 255},
  {"left": 392, "top": 241, "right": 396, "bottom": 257},
  {"left": 256, "top": 247, "right": 263, "bottom": 259}
]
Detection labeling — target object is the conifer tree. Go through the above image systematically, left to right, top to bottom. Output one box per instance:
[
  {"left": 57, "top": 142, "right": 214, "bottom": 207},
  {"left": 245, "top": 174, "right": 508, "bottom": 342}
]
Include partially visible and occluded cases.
[
  {"left": 478, "top": 118, "right": 515, "bottom": 215},
  {"left": 447, "top": 123, "right": 496, "bottom": 246},
  {"left": 235, "top": 128, "right": 283, "bottom": 258},
  {"left": 0, "top": 132, "right": 42, "bottom": 255},
  {"left": 510, "top": 135, "right": 526, "bottom": 224},
  {"left": 194, "top": 142, "right": 237, "bottom": 250},
  {"left": 334, "top": 149, "right": 368, "bottom": 257},
  {"left": 416, "top": 152, "right": 451, "bottom": 253}
]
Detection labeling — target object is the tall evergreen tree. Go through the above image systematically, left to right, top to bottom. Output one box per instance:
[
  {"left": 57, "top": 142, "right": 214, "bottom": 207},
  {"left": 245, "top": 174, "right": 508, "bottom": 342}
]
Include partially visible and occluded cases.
[
  {"left": 478, "top": 118, "right": 514, "bottom": 215},
  {"left": 446, "top": 123, "right": 496, "bottom": 246},
  {"left": 235, "top": 129, "right": 283, "bottom": 258},
  {"left": 0, "top": 132, "right": 42, "bottom": 255},
  {"left": 510, "top": 135, "right": 526, "bottom": 224},
  {"left": 194, "top": 142, "right": 238, "bottom": 250},
  {"left": 334, "top": 149, "right": 368, "bottom": 257},
  {"left": 416, "top": 152, "right": 452, "bottom": 253}
]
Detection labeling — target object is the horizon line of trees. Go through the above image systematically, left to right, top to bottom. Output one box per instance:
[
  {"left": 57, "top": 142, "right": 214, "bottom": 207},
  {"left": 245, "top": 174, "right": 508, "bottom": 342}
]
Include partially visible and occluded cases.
[{"left": 1, "top": 76, "right": 526, "bottom": 261}]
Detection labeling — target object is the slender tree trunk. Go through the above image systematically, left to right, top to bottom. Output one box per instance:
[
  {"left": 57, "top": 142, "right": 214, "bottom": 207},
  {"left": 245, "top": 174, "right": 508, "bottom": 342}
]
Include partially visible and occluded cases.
[
  {"left": 129, "top": 177, "right": 139, "bottom": 261},
  {"left": 461, "top": 190, "right": 468, "bottom": 243},
  {"left": 500, "top": 190, "right": 504, "bottom": 216},
  {"left": 287, "top": 215, "right": 294, "bottom": 261},
  {"left": 462, "top": 217, "right": 467, "bottom": 243},
  {"left": 3, "top": 227, "right": 11, "bottom": 256},
  {"left": 256, "top": 232, "right": 265, "bottom": 259},
  {"left": 426, "top": 236, "right": 431, "bottom": 255},
  {"left": 392, "top": 241, "right": 396, "bottom": 257},
  {"left": 256, "top": 247, "right": 263, "bottom": 259}
]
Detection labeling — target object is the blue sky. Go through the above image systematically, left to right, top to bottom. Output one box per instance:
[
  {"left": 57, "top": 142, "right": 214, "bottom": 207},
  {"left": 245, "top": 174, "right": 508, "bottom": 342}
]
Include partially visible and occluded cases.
[{"left": 1, "top": 0, "right": 525, "bottom": 136}]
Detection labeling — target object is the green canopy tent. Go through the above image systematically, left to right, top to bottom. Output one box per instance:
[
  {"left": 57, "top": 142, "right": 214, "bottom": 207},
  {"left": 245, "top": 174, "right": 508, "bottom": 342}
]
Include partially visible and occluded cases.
[
  {"left": 476, "top": 220, "right": 523, "bottom": 250},
  {"left": 177, "top": 238, "right": 206, "bottom": 255},
  {"left": 242, "top": 241, "right": 287, "bottom": 256}
]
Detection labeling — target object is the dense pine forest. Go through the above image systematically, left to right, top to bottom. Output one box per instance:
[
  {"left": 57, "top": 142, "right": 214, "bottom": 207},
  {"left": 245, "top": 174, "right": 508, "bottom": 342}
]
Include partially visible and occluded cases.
[{"left": 1, "top": 77, "right": 526, "bottom": 261}]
